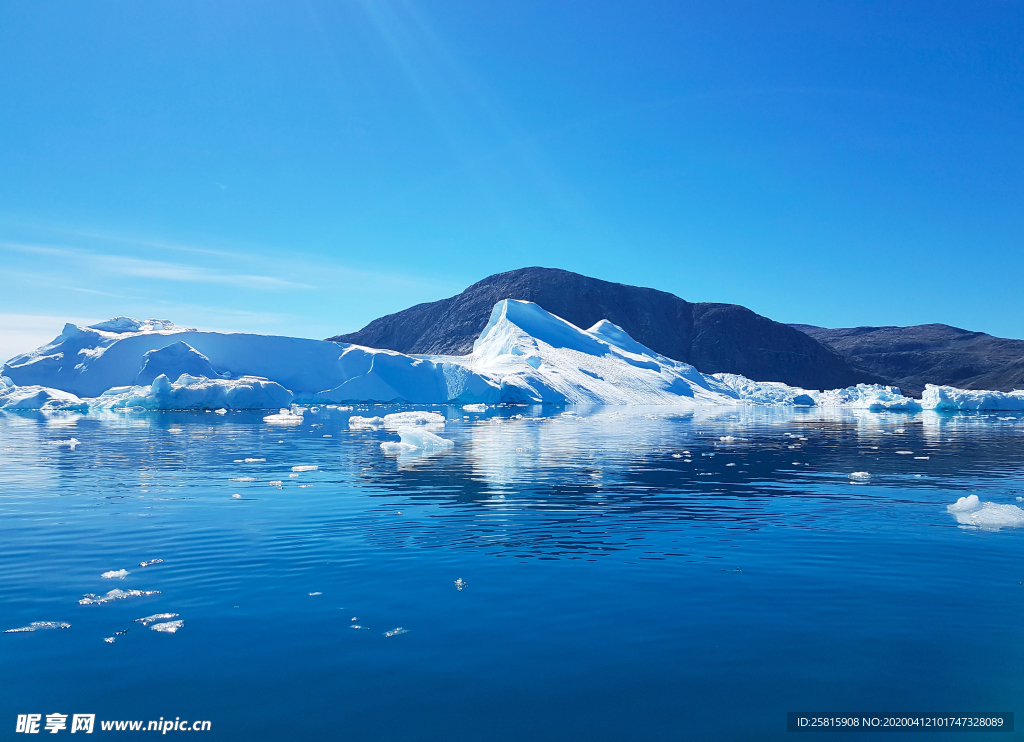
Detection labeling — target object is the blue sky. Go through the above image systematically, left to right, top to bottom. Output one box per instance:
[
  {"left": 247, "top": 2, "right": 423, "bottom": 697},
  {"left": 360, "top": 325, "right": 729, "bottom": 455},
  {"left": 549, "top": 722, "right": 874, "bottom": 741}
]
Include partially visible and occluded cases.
[{"left": 1, "top": 1, "right": 1022, "bottom": 361}]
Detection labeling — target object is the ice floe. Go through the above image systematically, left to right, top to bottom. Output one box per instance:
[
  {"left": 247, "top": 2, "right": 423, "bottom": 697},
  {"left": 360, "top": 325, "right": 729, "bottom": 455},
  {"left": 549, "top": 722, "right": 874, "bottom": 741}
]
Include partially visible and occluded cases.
[
  {"left": 264, "top": 407, "right": 304, "bottom": 425},
  {"left": 348, "top": 416, "right": 385, "bottom": 429},
  {"left": 291, "top": 465, "right": 318, "bottom": 472},
  {"left": 849, "top": 472, "right": 871, "bottom": 480},
  {"left": 947, "top": 495, "right": 1024, "bottom": 529},
  {"left": 139, "top": 559, "right": 163, "bottom": 567},
  {"left": 101, "top": 569, "right": 130, "bottom": 579},
  {"left": 79, "top": 589, "right": 160, "bottom": 605},
  {"left": 135, "top": 613, "right": 179, "bottom": 626},
  {"left": 151, "top": 620, "right": 184, "bottom": 633},
  {"left": 4, "top": 621, "right": 71, "bottom": 633},
  {"left": 384, "top": 627, "right": 408, "bottom": 637}
]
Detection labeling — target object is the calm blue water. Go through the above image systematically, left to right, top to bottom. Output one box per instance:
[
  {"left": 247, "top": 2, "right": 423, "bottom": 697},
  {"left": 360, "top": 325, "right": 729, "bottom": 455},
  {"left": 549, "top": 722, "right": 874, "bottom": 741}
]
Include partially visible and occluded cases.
[{"left": 2, "top": 405, "right": 1023, "bottom": 740}]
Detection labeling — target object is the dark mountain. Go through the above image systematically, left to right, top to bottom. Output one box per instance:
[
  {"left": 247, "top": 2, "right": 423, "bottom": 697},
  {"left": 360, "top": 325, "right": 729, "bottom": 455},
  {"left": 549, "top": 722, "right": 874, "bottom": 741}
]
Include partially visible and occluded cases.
[
  {"left": 329, "top": 267, "right": 878, "bottom": 390},
  {"left": 791, "top": 323, "right": 1024, "bottom": 396}
]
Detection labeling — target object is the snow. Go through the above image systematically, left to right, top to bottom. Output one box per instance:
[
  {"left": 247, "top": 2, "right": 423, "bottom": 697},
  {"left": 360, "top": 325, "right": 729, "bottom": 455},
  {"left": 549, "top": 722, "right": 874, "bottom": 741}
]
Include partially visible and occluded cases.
[
  {"left": 922, "top": 385, "right": 1024, "bottom": 411},
  {"left": 947, "top": 494, "right": 1024, "bottom": 529}
]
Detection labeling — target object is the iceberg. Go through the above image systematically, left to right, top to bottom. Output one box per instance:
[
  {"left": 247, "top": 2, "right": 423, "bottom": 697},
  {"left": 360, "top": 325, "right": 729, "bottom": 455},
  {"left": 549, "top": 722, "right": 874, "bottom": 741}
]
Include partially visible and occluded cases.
[
  {"left": 4, "top": 302, "right": 1023, "bottom": 413},
  {"left": 922, "top": 385, "right": 1024, "bottom": 411},
  {"left": 380, "top": 427, "right": 454, "bottom": 453}
]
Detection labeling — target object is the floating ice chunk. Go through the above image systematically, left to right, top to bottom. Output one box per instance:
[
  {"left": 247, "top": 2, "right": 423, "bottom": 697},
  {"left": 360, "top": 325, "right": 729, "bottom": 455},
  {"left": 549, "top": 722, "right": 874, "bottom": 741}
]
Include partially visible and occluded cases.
[
  {"left": 462, "top": 404, "right": 487, "bottom": 412},
  {"left": 215, "top": 408, "right": 227, "bottom": 415},
  {"left": 263, "top": 408, "right": 304, "bottom": 426},
  {"left": 382, "top": 411, "right": 446, "bottom": 429},
  {"left": 349, "top": 416, "right": 385, "bottom": 429},
  {"left": 167, "top": 427, "right": 183, "bottom": 434},
  {"left": 380, "top": 427, "right": 454, "bottom": 454},
  {"left": 719, "top": 436, "right": 739, "bottom": 442},
  {"left": 47, "top": 438, "right": 81, "bottom": 450},
  {"left": 895, "top": 451, "right": 914, "bottom": 455},
  {"left": 671, "top": 454, "right": 682, "bottom": 459},
  {"left": 914, "top": 456, "right": 930, "bottom": 460},
  {"left": 243, "top": 458, "right": 265, "bottom": 463},
  {"left": 291, "top": 465, "right": 318, "bottom": 472},
  {"left": 849, "top": 472, "right": 871, "bottom": 480},
  {"left": 288, "top": 473, "right": 299, "bottom": 478},
  {"left": 228, "top": 477, "right": 255, "bottom": 482},
  {"left": 268, "top": 480, "right": 283, "bottom": 487},
  {"left": 232, "top": 494, "right": 241, "bottom": 499},
  {"left": 947, "top": 494, "right": 1024, "bottom": 529},
  {"left": 139, "top": 559, "right": 163, "bottom": 567},
  {"left": 101, "top": 569, "right": 130, "bottom": 579},
  {"left": 454, "top": 578, "right": 467, "bottom": 591},
  {"left": 79, "top": 589, "right": 160, "bottom": 605},
  {"left": 309, "top": 592, "right": 321, "bottom": 596},
  {"left": 135, "top": 613, "right": 178, "bottom": 626},
  {"left": 151, "top": 620, "right": 184, "bottom": 633},
  {"left": 4, "top": 621, "right": 71, "bottom": 633},
  {"left": 384, "top": 627, "right": 408, "bottom": 637},
  {"left": 104, "top": 637, "right": 115, "bottom": 643}
]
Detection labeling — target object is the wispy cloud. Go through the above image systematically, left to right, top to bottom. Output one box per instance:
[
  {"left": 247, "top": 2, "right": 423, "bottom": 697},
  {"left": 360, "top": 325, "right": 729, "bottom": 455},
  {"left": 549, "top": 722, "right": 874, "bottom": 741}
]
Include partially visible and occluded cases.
[{"left": 0, "top": 241, "right": 312, "bottom": 290}]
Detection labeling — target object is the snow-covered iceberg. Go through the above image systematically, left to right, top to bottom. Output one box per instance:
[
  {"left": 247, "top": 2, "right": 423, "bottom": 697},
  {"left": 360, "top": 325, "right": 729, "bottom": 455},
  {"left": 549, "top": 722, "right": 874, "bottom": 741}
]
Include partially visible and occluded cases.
[{"left": 712, "top": 373, "right": 816, "bottom": 406}]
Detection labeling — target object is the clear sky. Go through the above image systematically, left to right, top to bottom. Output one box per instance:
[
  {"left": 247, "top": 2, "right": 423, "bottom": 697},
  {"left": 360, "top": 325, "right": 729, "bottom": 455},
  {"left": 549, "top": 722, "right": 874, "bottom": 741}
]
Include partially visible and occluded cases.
[{"left": 1, "top": 1, "right": 1022, "bottom": 362}]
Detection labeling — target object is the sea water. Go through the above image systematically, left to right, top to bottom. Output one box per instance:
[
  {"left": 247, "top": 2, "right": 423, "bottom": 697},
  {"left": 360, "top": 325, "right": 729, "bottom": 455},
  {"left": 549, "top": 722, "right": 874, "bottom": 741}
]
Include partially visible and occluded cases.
[{"left": 2, "top": 405, "right": 1023, "bottom": 740}]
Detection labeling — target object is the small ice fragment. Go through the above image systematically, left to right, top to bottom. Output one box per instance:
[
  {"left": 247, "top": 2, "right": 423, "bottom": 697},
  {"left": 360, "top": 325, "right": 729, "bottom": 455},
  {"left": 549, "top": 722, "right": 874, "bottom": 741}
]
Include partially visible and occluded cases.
[
  {"left": 462, "top": 404, "right": 487, "bottom": 412},
  {"left": 215, "top": 408, "right": 227, "bottom": 415},
  {"left": 264, "top": 409, "right": 304, "bottom": 426},
  {"left": 348, "top": 416, "right": 385, "bottom": 429},
  {"left": 168, "top": 427, "right": 183, "bottom": 434},
  {"left": 895, "top": 428, "right": 905, "bottom": 433},
  {"left": 323, "top": 434, "right": 332, "bottom": 438},
  {"left": 720, "top": 436, "right": 738, "bottom": 442},
  {"left": 47, "top": 438, "right": 81, "bottom": 450},
  {"left": 895, "top": 451, "right": 914, "bottom": 455},
  {"left": 671, "top": 454, "right": 682, "bottom": 459},
  {"left": 914, "top": 456, "right": 930, "bottom": 460},
  {"left": 243, "top": 458, "right": 266, "bottom": 463},
  {"left": 683, "top": 459, "right": 692, "bottom": 463},
  {"left": 726, "top": 462, "right": 736, "bottom": 467},
  {"left": 291, "top": 465, "right": 318, "bottom": 472},
  {"left": 849, "top": 472, "right": 871, "bottom": 480},
  {"left": 289, "top": 473, "right": 299, "bottom": 478},
  {"left": 228, "top": 477, "right": 255, "bottom": 482},
  {"left": 268, "top": 480, "right": 283, "bottom": 487},
  {"left": 298, "top": 484, "right": 313, "bottom": 488},
  {"left": 231, "top": 494, "right": 241, "bottom": 499},
  {"left": 947, "top": 494, "right": 1024, "bottom": 529},
  {"left": 139, "top": 559, "right": 163, "bottom": 567},
  {"left": 101, "top": 569, "right": 130, "bottom": 579},
  {"left": 454, "top": 578, "right": 467, "bottom": 591},
  {"left": 79, "top": 589, "right": 160, "bottom": 605},
  {"left": 309, "top": 592, "right": 321, "bottom": 596},
  {"left": 135, "top": 613, "right": 179, "bottom": 626},
  {"left": 351, "top": 617, "right": 357, "bottom": 621},
  {"left": 151, "top": 620, "right": 184, "bottom": 633},
  {"left": 4, "top": 621, "right": 71, "bottom": 633},
  {"left": 350, "top": 624, "right": 362, "bottom": 629},
  {"left": 384, "top": 627, "right": 408, "bottom": 638},
  {"left": 104, "top": 637, "right": 115, "bottom": 643}
]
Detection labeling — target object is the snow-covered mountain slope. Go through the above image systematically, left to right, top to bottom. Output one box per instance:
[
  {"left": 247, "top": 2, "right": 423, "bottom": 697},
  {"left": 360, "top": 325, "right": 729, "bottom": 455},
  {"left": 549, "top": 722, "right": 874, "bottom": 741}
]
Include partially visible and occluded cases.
[{"left": 2, "top": 303, "right": 1021, "bottom": 411}]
